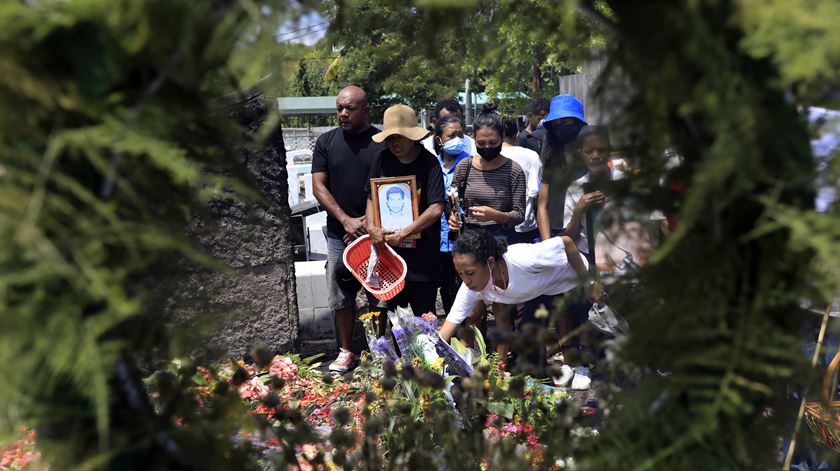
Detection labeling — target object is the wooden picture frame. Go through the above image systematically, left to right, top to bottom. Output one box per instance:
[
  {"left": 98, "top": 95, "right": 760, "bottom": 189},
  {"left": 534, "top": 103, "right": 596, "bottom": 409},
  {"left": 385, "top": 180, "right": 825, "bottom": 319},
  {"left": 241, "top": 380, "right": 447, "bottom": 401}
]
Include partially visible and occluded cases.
[{"left": 370, "top": 176, "right": 421, "bottom": 240}]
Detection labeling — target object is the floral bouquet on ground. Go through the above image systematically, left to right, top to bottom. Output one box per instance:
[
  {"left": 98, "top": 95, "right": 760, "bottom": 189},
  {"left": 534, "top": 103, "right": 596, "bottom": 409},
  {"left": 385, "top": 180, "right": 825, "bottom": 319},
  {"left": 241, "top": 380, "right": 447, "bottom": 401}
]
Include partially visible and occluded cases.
[
  {"left": 385, "top": 306, "right": 473, "bottom": 378},
  {"left": 359, "top": 310, "right": 398, "bottom": 363}
]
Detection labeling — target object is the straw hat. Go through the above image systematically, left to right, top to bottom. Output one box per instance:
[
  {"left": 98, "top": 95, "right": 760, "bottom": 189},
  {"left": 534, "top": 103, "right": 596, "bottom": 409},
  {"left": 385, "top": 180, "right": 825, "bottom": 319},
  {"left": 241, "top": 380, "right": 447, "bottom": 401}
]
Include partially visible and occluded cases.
[{"left": 372, "top": 104, "right": 429, "bottom": 143}]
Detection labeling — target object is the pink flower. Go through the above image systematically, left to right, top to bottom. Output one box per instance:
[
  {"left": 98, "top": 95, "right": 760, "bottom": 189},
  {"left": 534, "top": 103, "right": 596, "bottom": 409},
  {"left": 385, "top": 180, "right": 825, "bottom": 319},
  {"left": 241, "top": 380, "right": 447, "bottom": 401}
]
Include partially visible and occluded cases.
[
  {"left": 421, "top": 312, "right": 438, "bottom": 326},
  {"left": 269, "top": 355, "right": 298, "bottom": 381},
  {"left": 197, "top": 367, "right": 215, "bottom": 383},
  {"left": 238, "top": 377, "right": 270, "bottom": 400},
  {"left": 502, "top": 423, "right": 520, "bottom": 434},
  {"left": 0, "top": 429, "right": 42, "bottom": 469},
  {"left": 526, "top": 433, "right": 540, "bottom": 450}
]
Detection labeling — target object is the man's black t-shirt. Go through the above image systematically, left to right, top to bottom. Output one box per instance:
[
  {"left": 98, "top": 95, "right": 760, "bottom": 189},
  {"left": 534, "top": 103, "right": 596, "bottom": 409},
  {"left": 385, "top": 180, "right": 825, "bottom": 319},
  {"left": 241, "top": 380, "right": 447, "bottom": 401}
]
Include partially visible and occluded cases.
[
  {"left": 518, "top": 125, "right": 545, "bottom": 154},
  {"left": 311, "top": 126, "right": 383, "bottom": 239},
  {"left": 365, "top": 147, "right": 444, "bottom": 283}
]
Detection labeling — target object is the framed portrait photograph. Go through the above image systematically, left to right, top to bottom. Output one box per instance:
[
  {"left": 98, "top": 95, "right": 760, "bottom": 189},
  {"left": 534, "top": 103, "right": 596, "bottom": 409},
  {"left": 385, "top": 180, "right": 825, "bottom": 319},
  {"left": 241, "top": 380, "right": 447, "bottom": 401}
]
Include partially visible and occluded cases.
[{"left": 370, "top": 176, "right": 420, "bottom": 240}]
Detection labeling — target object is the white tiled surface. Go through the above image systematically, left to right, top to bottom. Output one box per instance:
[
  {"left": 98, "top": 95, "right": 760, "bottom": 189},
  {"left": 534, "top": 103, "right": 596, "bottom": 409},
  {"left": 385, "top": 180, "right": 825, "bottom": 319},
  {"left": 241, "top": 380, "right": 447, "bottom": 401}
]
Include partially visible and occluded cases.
[
  {"left": 305, "top": 212, "right": 328, "bottom": 259},
  {"left": 295, "top": 261, "right": 333, "bottom": 339}
]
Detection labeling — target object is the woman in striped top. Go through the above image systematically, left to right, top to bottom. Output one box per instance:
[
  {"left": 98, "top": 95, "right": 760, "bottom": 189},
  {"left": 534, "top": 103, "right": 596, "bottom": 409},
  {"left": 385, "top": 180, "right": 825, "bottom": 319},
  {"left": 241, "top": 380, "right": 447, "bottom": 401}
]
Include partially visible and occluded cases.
[
  {"left": 447, "top": 102, "right": 526, "bottom": 359},
  {"left": 448, "top": 104, "right": 527, "bottom": 237}
]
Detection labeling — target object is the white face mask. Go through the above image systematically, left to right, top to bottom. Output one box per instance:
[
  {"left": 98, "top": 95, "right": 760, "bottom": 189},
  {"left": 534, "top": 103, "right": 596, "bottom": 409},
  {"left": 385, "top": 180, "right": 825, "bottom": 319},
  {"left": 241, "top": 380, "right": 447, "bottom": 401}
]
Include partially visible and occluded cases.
[{"left": 442, "top": 136, "right": 466, "bottom": 155}]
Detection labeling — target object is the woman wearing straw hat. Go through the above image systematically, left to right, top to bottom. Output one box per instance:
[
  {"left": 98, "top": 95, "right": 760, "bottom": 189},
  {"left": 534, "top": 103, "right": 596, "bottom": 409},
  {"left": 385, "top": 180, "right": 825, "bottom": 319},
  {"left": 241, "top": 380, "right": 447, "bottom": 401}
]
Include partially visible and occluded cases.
[{"left": 365, "top": 104, "right": 445, "bottom": 314}]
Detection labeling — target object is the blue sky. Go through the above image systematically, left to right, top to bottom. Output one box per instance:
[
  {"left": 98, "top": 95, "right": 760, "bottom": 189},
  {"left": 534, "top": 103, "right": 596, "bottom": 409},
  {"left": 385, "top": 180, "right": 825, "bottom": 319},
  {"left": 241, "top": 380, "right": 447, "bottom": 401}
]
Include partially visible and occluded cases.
[{"left": 275, "top": 11, "right": 329, "bottom": 46}]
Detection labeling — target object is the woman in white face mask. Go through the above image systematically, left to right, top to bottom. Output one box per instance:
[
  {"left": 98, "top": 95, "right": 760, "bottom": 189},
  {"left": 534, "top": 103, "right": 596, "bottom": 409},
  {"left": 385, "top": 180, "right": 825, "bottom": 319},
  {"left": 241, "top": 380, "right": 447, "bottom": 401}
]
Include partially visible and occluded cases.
[
  {"left": 434, "top": 115, "right": 471, "bottom": 312},
  {"left": 438, "top": 229, "right": 602, "bottom": 367}
]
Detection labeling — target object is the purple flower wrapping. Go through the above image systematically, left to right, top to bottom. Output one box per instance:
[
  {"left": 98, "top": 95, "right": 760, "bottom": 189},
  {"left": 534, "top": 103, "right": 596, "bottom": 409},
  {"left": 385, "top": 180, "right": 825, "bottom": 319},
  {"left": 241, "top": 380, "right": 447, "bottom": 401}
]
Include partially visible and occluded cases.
[
  {"left": 395, "top": 314, "right": 472, "bottom": 377},
  {"left": 402, "top": 316, "right": 437, "bottom": 336},
  {"left": 391, "top": 325, "right": 415, "bottom": 360},
  {"left": 434, "top": 335, "right": 473, "bottom": 378},
  {"left": 372, "top": 336, "right": 398, "bottom": 361}
]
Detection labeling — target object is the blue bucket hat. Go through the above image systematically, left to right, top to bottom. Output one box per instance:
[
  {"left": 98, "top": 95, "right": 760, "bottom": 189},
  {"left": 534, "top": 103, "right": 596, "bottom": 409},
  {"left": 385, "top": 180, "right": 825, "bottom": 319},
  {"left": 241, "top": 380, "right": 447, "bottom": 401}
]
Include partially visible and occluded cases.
[{"left": 544, "top": 94, "right": 587, "bottom": 124}]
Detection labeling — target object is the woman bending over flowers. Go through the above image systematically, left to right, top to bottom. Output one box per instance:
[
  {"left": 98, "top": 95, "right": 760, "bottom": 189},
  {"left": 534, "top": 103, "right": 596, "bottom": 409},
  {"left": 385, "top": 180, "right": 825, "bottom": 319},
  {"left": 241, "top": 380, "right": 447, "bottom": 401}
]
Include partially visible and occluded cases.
[{"left": 438, "top": 229, "right": 602, "bottom": 368}]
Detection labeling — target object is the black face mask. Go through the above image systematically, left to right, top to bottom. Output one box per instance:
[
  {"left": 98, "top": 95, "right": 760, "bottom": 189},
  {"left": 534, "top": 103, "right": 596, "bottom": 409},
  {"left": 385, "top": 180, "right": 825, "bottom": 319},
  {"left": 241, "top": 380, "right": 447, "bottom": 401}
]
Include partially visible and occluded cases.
[
  {"left": 549, "top": 121, "right": 585, "bottom": 146},
  {"left": 477, "top": 145, "right": 503, "bottom": 161}
]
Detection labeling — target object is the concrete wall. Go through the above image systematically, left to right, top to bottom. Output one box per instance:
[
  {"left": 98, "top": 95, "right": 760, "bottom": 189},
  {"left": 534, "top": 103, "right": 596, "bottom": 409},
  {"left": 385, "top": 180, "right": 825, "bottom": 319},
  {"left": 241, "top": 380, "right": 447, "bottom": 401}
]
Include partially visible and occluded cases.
[
  {"left": 557, "top": 53, "right": 637, "bottom": 148},
  {"left": 165, "top": 92, "right": 299, "bottom": 359},
  {"left": 282, "top": 125, "right": 384, "bottom": 151},
  {"left": 295, "top": 260, "right": 334, "bottom": 342}
]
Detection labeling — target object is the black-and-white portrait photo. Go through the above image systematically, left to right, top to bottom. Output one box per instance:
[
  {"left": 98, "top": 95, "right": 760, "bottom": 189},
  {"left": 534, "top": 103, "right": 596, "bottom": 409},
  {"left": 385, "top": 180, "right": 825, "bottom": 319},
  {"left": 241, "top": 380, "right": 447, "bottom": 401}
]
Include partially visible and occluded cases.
[{"left": 377, "top": 183, "right": 414, "bottom": 231}]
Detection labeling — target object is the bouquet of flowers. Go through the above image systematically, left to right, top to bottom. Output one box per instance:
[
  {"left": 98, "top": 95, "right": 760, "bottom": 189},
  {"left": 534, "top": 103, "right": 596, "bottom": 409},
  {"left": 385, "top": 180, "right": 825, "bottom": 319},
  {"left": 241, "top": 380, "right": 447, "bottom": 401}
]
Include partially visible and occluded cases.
[
  {"left": 383, "top": 307, "right": 473, "bottom": 378},
  {"left": 360, "top": 310, "right": 399, "bottom": 363}
]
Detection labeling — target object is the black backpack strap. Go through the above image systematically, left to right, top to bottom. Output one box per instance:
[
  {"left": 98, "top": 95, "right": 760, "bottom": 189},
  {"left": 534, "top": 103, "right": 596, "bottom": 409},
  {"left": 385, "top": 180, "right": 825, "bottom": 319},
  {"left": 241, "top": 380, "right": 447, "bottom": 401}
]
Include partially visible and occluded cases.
[
  {"left": 458, "top": 157, "right": 473, "bottom": 205},
  {"left": 585, "top": 211, "right": 596, "bottom": 275}
]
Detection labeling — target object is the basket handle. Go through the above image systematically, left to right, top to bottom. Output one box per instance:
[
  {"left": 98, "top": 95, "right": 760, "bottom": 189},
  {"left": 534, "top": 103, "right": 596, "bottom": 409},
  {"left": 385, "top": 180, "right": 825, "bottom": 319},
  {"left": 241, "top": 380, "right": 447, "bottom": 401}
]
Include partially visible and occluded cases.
[{"left": 822, "top": 345, "right": 840, "bottom": 403}]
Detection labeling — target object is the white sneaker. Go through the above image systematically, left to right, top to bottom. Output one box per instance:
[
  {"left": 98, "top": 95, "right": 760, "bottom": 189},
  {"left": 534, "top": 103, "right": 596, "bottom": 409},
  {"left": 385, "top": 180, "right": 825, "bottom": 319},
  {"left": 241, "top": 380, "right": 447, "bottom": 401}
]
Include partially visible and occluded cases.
[
  {"left": 329, "top": 349, "right": 356, "bottom": 373},
  {"left": 553, "top": 364, "right": 575, "bottom": 387},
  {"left": 552, "top": 365, "right": 591, "bottom": 390},
  {"left": 570, "top": 373, "right": 591, "bottom": 390}
]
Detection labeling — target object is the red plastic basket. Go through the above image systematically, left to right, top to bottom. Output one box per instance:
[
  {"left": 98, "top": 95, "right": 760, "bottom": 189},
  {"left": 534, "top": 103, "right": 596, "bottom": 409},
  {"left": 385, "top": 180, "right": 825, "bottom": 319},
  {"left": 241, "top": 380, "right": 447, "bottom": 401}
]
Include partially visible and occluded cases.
[{"left": 342, "top": 234, "right": 407, "bottom": 301}]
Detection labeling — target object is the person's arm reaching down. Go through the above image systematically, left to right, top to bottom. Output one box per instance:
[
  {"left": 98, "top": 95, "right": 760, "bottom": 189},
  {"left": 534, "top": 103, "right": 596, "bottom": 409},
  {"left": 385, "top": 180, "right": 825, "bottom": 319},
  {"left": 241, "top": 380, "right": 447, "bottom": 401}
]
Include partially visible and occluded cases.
[
  {"left": 560, "top": 235, "right": 604, "bottom": 302},
  {"left": 439, "top": 283, "right": 481, "bottom": 341}
]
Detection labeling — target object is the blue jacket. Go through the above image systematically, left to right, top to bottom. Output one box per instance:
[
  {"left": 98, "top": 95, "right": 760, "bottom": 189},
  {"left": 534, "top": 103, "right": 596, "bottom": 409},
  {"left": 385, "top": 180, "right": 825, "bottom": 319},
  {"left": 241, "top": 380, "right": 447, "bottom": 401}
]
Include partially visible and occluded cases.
[{"left": 438, "top": 150, "right": 471, "bottom": 252}]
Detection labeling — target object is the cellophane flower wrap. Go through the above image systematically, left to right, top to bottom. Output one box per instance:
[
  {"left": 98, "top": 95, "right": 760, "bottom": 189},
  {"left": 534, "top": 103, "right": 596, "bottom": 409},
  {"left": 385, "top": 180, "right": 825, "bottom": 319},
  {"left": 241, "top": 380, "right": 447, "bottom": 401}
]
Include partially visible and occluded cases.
[{"left": 383, "top": 307, "right": 473, "bottom": 378}]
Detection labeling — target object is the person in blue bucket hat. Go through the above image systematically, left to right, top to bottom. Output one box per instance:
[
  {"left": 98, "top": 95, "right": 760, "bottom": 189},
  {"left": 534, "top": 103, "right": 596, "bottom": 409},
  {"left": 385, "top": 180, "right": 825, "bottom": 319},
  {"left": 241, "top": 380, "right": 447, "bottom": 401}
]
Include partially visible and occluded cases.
[
  {"left": 535, "top": 94, "right": 593, "bottom": 360},
  {"left": 536, "top": 94, "right": 588, "bottom": 241},
  {"left": 545, "top": 94, "right": 587, "bottom": 122},
  {"left": 544, "top": 95, "right": 587, "bottom": 145}
]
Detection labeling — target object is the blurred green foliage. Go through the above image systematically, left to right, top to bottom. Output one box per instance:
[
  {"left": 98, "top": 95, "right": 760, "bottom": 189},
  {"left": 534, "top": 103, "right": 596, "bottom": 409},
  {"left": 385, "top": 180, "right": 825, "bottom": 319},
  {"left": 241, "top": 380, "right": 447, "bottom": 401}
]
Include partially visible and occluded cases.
[
  {"left": 0, "top": 0, "right": 312, "bottom": 467},
  {"left": 1, "top": 0, "right": 839, "bottom": 469},
  {"left": 278, "top": 0, "right": 604, "bottom": 117},
  {"left": 576, "top": 0, "right": 832, "bottom": 469},
  {"left": 737, "top": 0, "right": 840, "bottom": 105}
]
